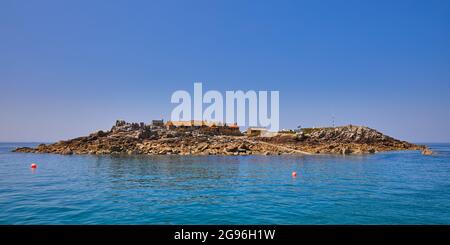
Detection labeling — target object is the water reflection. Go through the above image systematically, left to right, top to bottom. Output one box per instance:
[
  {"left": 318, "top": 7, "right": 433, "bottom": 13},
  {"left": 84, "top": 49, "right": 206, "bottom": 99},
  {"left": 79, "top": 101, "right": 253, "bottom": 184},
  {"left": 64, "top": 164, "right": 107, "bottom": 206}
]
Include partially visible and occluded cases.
[{"left": 1, "top": 143, "right": 450, "bottom": 224}]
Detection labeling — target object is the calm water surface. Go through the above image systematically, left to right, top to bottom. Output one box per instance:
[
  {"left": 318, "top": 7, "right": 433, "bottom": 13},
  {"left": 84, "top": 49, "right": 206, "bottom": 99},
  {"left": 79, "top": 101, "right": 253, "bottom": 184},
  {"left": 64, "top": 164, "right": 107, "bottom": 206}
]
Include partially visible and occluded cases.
[{"left": 0, "top": 143, "right": 449, "bottom": 224}]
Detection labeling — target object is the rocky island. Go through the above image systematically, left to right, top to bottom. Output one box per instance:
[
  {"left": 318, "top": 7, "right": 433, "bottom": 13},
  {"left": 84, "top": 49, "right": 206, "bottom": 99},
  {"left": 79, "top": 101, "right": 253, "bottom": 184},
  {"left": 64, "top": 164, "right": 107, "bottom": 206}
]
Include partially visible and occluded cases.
[{"left": 14, "top": 120, "right": 429, "bottom": 156}]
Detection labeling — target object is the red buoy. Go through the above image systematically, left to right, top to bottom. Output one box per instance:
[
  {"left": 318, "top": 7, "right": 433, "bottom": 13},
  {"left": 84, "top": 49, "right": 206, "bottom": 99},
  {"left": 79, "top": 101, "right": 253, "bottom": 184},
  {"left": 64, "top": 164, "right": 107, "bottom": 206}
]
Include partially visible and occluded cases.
[
  {"left": 31, "top": 163, "right": 37, "bottom": 169},
  {"left": 292, "top": 171, "right": 297, "bottom": 177}
]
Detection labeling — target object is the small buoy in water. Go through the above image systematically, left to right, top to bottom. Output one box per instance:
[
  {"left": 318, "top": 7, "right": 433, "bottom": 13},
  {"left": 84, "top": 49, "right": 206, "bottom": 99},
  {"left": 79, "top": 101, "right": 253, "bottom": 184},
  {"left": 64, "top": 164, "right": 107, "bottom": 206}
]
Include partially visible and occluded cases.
[
  {"left": 30, "top": 163, "right": 37, "bottom": 169},
  {"left": 292, "top": 171, "right": 297, "bottom": 177}
]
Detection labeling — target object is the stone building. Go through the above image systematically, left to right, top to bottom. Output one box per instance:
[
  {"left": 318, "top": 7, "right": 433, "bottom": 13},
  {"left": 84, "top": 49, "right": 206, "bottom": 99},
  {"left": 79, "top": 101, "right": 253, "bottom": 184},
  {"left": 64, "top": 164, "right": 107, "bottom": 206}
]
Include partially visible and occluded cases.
[
  {"left": 151, "top": 119, "right": 164, "bottom": 127},
  {"left": 165, "top": 120, "right": 241, "bottom": 136},
  {"left": 247, "top": 127, "right": 268, "bottom": 137}
]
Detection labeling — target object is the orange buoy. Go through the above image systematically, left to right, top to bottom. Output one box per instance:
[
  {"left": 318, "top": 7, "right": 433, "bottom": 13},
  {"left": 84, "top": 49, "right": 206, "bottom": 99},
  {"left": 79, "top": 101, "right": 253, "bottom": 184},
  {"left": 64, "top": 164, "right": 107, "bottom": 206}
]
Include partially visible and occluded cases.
[
  {"left": 31, "top": 163, "right": 37, "bottom": 169},
  {"left": 292, "top": 171, "right": 297, "bottom": 177}
]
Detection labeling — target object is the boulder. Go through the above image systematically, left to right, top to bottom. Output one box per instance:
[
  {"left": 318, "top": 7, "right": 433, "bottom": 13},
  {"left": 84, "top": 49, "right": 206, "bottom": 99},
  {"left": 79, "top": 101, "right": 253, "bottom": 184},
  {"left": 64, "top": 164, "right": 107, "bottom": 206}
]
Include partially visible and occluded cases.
[
  {"left": 341, "top": 147, "right": 352, "bottom": 155},
  {"left": 61, "top": 148, "right": 73, "bottom": 155},
  {"left": 422, "top": 148, "right": 433, "bottom": 155}
]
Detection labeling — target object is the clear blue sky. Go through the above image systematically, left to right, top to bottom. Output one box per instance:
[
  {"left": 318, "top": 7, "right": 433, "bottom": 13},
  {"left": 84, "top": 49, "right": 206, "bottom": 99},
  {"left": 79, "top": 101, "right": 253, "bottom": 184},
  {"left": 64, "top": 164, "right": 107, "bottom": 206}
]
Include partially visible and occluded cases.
[{"left": 1, "top": 0, "right": 449, "bottom": 142}]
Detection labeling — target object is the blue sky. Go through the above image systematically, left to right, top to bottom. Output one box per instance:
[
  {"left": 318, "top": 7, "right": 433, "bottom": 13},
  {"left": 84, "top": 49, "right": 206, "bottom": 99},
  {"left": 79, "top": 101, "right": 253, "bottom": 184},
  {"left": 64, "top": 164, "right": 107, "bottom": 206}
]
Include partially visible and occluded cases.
[{"left": 1, "top": 0, "right": 449, "bottom": 142}]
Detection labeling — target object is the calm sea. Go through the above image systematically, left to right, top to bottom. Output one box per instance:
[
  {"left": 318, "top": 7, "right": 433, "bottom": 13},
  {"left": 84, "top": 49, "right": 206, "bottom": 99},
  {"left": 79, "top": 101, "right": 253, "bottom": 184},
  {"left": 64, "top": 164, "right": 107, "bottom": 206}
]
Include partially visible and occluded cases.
[{"left": 0, "top": 143, "right": 449, "bottom": 224}]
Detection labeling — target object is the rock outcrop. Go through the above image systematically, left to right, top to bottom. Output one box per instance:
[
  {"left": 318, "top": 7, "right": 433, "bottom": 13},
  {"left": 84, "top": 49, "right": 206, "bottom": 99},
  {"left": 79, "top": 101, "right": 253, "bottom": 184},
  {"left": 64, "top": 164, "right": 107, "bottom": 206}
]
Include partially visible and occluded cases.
[
  {"left": 13, "top": 122, "right": 426, "bottom": 156},
  {"left": 259, "top": 125, "right": 424, "bottom": 155},
  {"left": 422, "top": 148, "right": 433, "bottom": 155}
]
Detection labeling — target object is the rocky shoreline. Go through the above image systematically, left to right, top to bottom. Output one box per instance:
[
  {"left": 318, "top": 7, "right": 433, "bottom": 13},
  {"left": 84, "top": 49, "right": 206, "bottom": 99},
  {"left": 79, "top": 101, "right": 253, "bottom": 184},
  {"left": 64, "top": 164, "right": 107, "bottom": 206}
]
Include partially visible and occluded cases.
[{"left": 13, "top": 120, "right": 429, "bottom": 156}]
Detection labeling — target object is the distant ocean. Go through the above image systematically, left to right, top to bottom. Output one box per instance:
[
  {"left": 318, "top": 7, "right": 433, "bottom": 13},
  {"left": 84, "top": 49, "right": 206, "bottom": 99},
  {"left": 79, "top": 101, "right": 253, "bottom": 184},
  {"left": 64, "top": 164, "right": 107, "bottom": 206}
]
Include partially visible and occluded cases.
[{"left": 0, "top": 142, "right": 449, "bottom": 224}]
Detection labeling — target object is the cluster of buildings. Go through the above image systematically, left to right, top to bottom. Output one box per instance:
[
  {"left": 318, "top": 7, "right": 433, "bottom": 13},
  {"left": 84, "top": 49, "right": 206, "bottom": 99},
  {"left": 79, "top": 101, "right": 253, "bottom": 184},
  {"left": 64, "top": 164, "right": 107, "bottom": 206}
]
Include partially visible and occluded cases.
[
  {"left": 112, "top": 118, "right": 280, "bottom": 137},
  {"left": 150, "top": 119, "right": 279, "bottom": 137}
]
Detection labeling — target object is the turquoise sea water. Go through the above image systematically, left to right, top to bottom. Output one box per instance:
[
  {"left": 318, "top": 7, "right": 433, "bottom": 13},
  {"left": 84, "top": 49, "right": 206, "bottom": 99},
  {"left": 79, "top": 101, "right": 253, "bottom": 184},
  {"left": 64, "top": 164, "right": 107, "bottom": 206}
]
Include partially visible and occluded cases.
[{"left": 0, "top": 143, "right": 449, "bottom": 224}]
